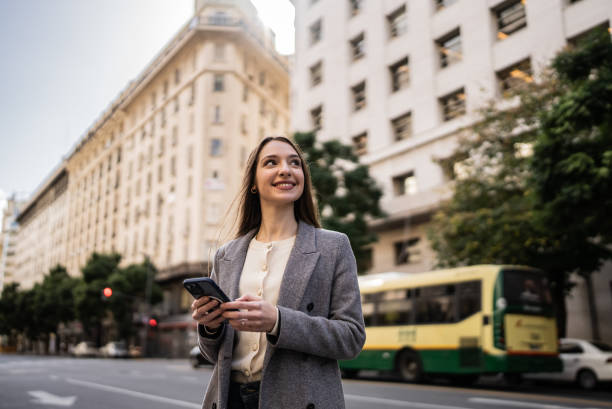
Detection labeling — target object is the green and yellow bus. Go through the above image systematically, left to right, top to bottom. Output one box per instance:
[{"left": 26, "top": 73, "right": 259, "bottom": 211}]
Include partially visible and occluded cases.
[{"left": 340, "top": 265, "right": 562, "bottom": 382}]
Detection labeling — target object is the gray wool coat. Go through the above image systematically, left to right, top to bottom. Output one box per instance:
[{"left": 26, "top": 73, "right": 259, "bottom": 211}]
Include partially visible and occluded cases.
[{"left": 198, "top": 221, "right": 365, "bottom": 409}]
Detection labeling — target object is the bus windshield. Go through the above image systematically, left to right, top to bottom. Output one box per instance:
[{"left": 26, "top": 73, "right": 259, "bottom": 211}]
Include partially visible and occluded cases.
[{"left": 502, "top": 269, "right": 553, "bottom": 312}]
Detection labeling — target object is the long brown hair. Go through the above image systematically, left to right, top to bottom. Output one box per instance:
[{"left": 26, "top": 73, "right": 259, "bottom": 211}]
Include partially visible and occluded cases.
[{"left": 236, "top": 136, "right": 320, "bottom": 237}]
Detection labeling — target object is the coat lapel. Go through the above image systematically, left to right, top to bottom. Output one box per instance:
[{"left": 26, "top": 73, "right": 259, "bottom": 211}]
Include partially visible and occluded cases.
[
  {"left": 276, "top": 221, "right": 320, "bottom": 311},
  {"left": 220, "top": 229, "right": 257, "bottom": 301}
]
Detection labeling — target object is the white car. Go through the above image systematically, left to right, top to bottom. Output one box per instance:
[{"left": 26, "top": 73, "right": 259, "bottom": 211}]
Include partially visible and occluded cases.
[
  {"left": 527, "top": 338, "right": 612, "bottom": 389},
  {"left": 72, "top": 341, "right": 100, "bottom": 358},
  {"left": 100, "top": 341, "right": 128, "bottom": 358}
]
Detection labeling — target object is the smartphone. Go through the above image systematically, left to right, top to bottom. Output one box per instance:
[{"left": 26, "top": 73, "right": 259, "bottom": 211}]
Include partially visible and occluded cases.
[{"left": 183, "top": 277, "right": 231, "bottom": 303}]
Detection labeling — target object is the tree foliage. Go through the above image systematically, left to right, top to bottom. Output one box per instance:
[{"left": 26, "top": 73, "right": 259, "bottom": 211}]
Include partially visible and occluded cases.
[
  {"left": 428, "top": 29, "right": 612, "bottom": 335},
  {"left": 294, "top": 132, "right": 385, "bottom": 272}
]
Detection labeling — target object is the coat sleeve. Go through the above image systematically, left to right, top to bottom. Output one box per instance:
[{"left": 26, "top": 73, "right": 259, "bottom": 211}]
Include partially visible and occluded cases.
[
  {"left": 268, "top": 233, "right": 365, "bottom": 360},
  {"left": 197, "top": 248, "right": 227, "bottom": 363}
]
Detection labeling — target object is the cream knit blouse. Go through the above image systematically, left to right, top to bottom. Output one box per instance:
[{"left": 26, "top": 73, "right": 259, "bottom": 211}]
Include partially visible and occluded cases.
[{"left": 231, "top": 235, "right": 295, "bottom": 383}]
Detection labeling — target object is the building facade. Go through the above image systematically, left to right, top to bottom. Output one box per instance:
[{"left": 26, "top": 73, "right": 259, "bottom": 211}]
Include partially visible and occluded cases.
[
  {"left": 11, "top": 0, "right": 289, "bottom": 356},
  {"left": 291, "top": 0, "right": 612, "bottom": 342},
  {"left": 0, "top": 196, "right": 25, "bottom": 292}
]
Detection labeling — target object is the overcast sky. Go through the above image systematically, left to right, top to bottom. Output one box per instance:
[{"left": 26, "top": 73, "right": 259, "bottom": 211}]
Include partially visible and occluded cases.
[{"left": 0, "top": 0, "right": 294, "bottom": 213}]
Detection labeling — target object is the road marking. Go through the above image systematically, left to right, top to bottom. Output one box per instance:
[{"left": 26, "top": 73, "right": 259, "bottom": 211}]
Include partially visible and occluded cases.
[
  {"left": 65, "top": 378, "right": 200, "bottom": 408},
  {"left": 345, "top": 380, "right": 612, "bottom": 408},
  {"left": 28, "top": 391, "right": 76, "bottom": 407},
  {"left": 345, "top": 394, "right": 470, "bottom": 409},
  {"left": 468, "top": 397, "right": 602, "bottom": 409}
]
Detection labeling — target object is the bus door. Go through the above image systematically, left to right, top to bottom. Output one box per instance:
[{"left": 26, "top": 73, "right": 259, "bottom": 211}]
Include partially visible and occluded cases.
[{"left": 457, "top": 280, "right": 484, "bottom": 371}]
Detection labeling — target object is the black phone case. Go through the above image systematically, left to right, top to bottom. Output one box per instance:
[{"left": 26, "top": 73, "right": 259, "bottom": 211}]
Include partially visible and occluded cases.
[{"left": 183, "top": 277, "right": 230, "bottom": 303}]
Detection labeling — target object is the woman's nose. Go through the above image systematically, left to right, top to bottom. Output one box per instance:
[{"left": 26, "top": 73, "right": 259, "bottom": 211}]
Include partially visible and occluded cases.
[{"left": 278, "top": 161, "right": 291, "bottom": 174}]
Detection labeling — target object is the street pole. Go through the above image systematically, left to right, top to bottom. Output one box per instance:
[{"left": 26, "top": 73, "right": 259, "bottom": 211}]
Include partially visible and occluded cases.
[{"left": 142, "top": 254, "right": 153, "bottom": 357}]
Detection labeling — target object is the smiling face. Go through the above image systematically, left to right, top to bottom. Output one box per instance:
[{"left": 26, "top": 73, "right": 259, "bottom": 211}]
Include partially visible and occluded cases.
[{"left": 254, "top": 140, "right": 305, "bottom": 208}]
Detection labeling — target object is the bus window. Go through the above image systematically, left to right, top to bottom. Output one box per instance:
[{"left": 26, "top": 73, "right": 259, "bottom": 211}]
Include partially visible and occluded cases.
[
  {"left": 502, "top": 270, "right": 553, "bottom": 312},
  {"left": 457, "top": 280, "right": 481, "bottom": 320},
  {"left": 415, "top": 284, "right": 456, "bottom": 324},
  {"left": 376, "top": 289, "right": 412, "bottom": 326},
  {"left": 362, "top": 293, "right": 379, "bottom": 326}
]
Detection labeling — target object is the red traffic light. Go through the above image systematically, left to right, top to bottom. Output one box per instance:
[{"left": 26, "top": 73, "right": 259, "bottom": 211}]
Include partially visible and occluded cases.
[
  {"left": 103, "top": 287, "right": 113, "bottom": 298},
  {"left": 148, "top": 318, "right": 158, "bottom": 327}
]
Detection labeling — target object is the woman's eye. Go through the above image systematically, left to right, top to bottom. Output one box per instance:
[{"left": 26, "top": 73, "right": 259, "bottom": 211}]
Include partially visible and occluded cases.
[
  {"left": 263, "top": 159, "right": 276, "bottom": 166},
  {"left": 290, "top": 159, "right": 301, "bottom": 166}
]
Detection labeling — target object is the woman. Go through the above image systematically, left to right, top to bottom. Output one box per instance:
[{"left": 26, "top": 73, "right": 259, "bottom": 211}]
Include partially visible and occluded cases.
[{"left": 191, "top": 136, "right": 365, "bottom": 409}]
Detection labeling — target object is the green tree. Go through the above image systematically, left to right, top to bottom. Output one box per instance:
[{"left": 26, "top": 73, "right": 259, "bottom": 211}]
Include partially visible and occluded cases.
[
  {"left": 428, "top": 29, "right": 612, "bottom": 337},
  {"left": 531, "top": 29, "right": 612, "bottom": 339},
  {"left": 294, "top": 131, "right": 385, "bottom": 272},
  {"left": 74, "top": 252, "right": 121, "bottom": 346},
  {"left": 34, "top": 265, "right": 79, "bottom": 351},
  {"left": 0, "top": 283, "right": 22, "bottom": 346}
]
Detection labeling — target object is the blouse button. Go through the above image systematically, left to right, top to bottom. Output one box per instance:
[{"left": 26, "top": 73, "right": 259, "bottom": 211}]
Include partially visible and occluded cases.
[
  {"left": 257, "top": 288, "right": 263, "bottom": 296},
  {"left": 252, "top": 343, "right": 258, "bottom": 351},
  {"left": 244, "top": 369, "right": 250, "bottom": 377}
]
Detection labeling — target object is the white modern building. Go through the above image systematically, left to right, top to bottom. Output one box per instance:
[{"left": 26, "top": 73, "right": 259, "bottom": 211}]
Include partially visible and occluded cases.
[{"left": 290, "top": 0, "right": 612, "bottom": 342}]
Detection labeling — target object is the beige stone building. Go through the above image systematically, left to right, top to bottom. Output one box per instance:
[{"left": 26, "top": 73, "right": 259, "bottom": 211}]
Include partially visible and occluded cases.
[
  {"left": 11, "top": 0, "right": 289, "bottom": 356},
  {"left": 290, "top": 0, "right": 612, "bottom": 342},
  {"left": 0, "top": 196, "right": 26, "bottom": 292}
]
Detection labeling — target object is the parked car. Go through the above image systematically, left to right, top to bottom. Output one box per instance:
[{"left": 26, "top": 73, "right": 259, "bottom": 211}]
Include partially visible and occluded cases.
[
  {"left": 526, "top": 338, "right": 612, "bottom": 389},
  {"left": 72, "top": 341, "right": 99, "bottom": 358},
  {"left": 100, "top": 341, "right": 129, "bottom": 358},
  {"left": 129, "top": 345, "right": 142, "bottom": 358},
  {"left": 190, "top": 346, "right": 210, "bottom": 368}
]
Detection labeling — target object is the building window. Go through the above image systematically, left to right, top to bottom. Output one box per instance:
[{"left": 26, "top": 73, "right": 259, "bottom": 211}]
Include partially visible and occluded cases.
[
  {"left": 349, "top": 0, "right": 363, "bottom": 17},
  {"left": 435, "top": 0, "right": 458, "bottom": 11},
  {"left": 494, "top": 0, "right": 527, "bottom": 40},
  {"left": 387, "top": 5, "right": 407, "bottom": 38},
  {"left": 310, "top": 19, "right": 322, "bottom": 45},
  {"left": 568, "top": 22, "right": 610, "bottom": 48},
  {"left": 437, "top": 28, "right": 462, "bottom": 68},
  {"left": 350, "top": 32, "right": 365, "bottom": 61},
  {"left": 214, "top": 42, "right": 225, "bottom": 60},
  {"left": 389, "top": 57, "right": 410, "bottom": 92},
  {"left": 497, "top": 58, "right": 533, "bottom": 96},
  {"left": 310, "top": 61, "right": 323, "bottom": 87},
  {"left": 175, "top": 68, "right": 180, "bottom": 85},
  {"left": 259, "top": 71, "right": 266, "bottom": 86},
  {"left": 214, "top": 74, "right": 224, "bottom": 92},
  {"left": 163, "top": 80, "right": 169, "bottom": 99},
  {"left": 351, "top": 81, "right": 366, "bottom": 111},
  {"left": 188, "top": 83, "right": 195, "bottom": 105},
  {"left": 242, "top": 85, "right": 249, "bottom": 102},
  {"left": 440, "top": 88, "right": 466, "bottom": 121},
  {"left": 151, "top": 92, "right": 156, "bottom": 110},
  {"left": 174, "top": 96, "right": 179, "bottom": 113},
  {"left": 260, "top": 99, "right": 266, "bottom": 116},
  {"left": 213, "top": 105, "right": 222, "bottom": 123},
  {"left": 310, "top": 105, "right": 322, "bottom": 131},
  {"left": 391, "top": 112, "right": 412, "bottom": 141},
  {"left": 241, "top": 115, "right": 247, "bottom": 134},
  {"left": 172, "top": 126, "right": 178, "bottom": 146},
  {"left": 352, "top": 132, "right": 367, "bottom": 156},
  {"left": 210, "top": 138, "right": 223, "bottom": 157},
  {"left": 170, "top": 156, "right": 177, "bottom": 177},
  {"left": 393, "top": 171, "right": 417, "bottom": 196},
  {"left": 394, "top": 238, "right": 421, "bottom": 265}
]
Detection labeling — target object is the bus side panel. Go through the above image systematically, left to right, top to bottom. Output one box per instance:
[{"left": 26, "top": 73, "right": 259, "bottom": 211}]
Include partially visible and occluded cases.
[{"left": 339, "top": 349, "right": 397, "bottom": 371}]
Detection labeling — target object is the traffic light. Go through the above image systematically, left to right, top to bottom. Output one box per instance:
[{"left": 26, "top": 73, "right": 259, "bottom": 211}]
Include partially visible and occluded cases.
[
  {"left": 103, "top": 287, "right": 113, "bottom": 298},
  {"left": 148, "top": 318, "right": 158, "bottom": 327}
]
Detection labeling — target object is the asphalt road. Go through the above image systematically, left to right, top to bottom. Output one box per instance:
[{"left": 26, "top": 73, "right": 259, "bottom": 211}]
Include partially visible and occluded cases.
[{"left": 1, "top": 355, "right": 610, "bottom": 409}]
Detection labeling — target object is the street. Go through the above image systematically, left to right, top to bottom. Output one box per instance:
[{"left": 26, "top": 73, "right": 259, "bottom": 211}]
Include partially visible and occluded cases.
[{"left": 1, "top": 355, "right": 611, "bottom": 409}]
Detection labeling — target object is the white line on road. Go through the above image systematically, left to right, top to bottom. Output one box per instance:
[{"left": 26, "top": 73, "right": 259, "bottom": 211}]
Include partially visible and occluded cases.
[
  {"left": 65, "top": 378, "right": 200, "bottom": 408},
  {"left": 345, "top": 394, "right": 471, "bottom": 409},
  {"left": 468, "top": 397, "right": 602, "bottom": 409}
]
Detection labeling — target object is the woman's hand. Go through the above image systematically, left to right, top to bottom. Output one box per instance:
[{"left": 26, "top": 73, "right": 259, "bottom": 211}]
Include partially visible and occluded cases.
[
  {"left": 221, "top": 294, "right": 277, "bottom": 333},
  {"left": 191, "top": 296, "right": 225, "bottom": 329}
]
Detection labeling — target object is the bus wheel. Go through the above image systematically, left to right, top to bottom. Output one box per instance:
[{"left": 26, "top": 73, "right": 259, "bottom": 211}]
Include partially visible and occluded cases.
[
  {"left": 397, "top": 351, "right": 423, "bottom": 383},
  {"left": 576, "top": 369, "right": 597, "bottom": 390}
]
